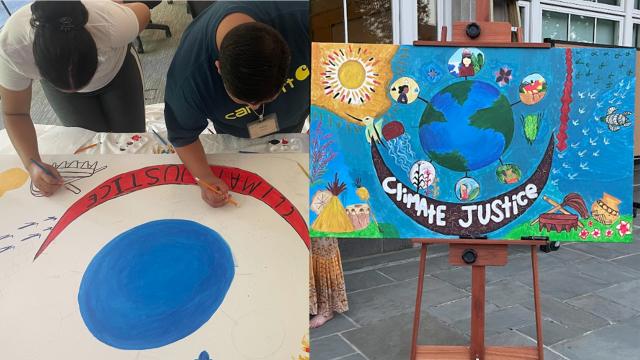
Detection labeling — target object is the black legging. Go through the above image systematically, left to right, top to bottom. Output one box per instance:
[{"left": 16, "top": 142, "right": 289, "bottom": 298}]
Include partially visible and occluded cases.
[{"left": 40, "top": 46, "right": 145, "bottom": 132}]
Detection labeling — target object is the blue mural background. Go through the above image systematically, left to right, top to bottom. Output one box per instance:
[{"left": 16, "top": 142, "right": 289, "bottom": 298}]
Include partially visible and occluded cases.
[{"left": 310, "top": 45, "right": 635, "bottom": 242}]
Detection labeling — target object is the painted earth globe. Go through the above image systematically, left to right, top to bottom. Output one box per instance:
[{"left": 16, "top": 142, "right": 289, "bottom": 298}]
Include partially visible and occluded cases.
[{"left": 419, "top": 80, "right": 514, "bottom": 172}]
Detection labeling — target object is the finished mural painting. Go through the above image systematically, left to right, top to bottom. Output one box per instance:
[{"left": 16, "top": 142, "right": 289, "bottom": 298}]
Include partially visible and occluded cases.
[{"left": 310, "top": 43, "right": 635, "bottom": 242}]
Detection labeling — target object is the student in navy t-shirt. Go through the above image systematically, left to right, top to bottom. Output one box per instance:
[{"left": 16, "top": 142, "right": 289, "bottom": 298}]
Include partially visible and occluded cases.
[{"left": 164, "top": 1, "right": 309, "bottom": 207}]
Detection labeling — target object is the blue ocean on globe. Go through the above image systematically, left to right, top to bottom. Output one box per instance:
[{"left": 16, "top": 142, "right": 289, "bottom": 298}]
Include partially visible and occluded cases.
[{"left": 419, "top": 80, "right": 514, "bottom": 172}]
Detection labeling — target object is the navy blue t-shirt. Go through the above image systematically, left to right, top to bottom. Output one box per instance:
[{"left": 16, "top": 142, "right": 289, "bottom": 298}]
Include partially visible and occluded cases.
[{"left": 164, "top": 1, "right": 310, "bottom": 146}]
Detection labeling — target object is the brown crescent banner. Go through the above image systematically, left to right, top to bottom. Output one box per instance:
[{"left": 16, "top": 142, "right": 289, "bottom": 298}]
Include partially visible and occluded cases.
[{"left": 371, "top": 137, "right": 555, "bottom": 236}]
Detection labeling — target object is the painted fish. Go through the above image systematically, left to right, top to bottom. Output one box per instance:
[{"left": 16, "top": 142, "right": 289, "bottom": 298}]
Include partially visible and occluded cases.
[{"left": 600, "top": 107, "right": 632, "bottom": 132}]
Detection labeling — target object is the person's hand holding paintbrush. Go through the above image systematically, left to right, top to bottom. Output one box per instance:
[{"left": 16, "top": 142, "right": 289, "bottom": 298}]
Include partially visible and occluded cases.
[
  {"left": 172, "top": 132, "right": 241, "bottom": 207},
  {"left": 28, "top": 158, "right": 64, "bottom": 197},
  {"left": 195, "top": 175, "right": 232, "bottom": 207},
  {"left": 195, "top": 176, "right": 238, "bottom": 207}
]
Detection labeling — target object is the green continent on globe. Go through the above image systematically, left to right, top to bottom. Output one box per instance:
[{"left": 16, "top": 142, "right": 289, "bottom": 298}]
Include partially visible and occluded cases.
[
  {"left": 469, "top": 95, "right": 514, "bottom": 150},
  {"left": 420, "top": 104, "right": 446, "bottom": 126},
  {"left": 428, "top": 150, "right": 469, "bottom": 172}
]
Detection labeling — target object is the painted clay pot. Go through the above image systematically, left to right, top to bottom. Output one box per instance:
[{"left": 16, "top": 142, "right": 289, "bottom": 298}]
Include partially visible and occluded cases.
[
  {"left": 591, "top": 193, "right": 621, "bottom": 225},
  {"left": 345, "top": 204, "right": 371, "bottom": 230}
]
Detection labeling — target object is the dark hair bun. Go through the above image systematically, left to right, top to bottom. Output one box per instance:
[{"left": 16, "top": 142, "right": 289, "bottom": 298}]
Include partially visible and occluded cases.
[
  {"left": 30, "top": 0, "right": 88, "bottom": 30},
  {"left": 30, "top": 0, "right": 97, "bottom": 91}
]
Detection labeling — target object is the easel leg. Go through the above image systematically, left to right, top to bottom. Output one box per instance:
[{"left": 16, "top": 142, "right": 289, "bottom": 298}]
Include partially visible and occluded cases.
[
  {"left": 411, "top": 244, "right": 428, "bottom": 360},
  {"left": 531, "top": 245, "right": 545, "bottom": 360},
  {"left": 470, "top": 265, "right": 486, "bottom": 360}
]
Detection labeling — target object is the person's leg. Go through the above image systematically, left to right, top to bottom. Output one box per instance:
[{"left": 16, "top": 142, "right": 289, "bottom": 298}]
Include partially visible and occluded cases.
[
  {"left": 99, "top": 46, "right": 146, "bottom": 132},
  {"left": 40, "top": 81, "right": 110, "bottom": 132},
  {"left": 309, "top": 237, "right": 349, "bottom": 328}
]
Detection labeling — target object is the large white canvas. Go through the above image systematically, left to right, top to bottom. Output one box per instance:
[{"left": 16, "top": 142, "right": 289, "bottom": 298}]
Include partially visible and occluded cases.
[{"left": 0, "top": 154, "right": 309, "bottom": 360}]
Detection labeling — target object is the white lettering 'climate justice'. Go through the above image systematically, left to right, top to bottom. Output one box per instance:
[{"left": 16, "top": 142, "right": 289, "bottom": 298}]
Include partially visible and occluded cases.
[{"left": 382, "top": 178, "right": 539, "bottom": 228}]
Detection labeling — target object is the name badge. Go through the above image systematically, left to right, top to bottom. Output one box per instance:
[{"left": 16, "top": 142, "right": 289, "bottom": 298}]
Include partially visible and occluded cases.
[{"left": 247, "top": 113, "right": 279, "bottom": 138}]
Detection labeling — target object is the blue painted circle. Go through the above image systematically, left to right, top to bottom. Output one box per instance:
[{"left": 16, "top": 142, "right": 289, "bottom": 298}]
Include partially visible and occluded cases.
[{"left": 78, "top": 219, "right": 234, "bottom": 350}]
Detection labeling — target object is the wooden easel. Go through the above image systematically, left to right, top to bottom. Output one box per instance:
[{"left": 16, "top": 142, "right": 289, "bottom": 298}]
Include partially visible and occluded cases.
[
  {"left": 409, "top": 1, "right": 552, "bottom": 359},
  {"left": 410, "top": 238, "right": 548, "bottom": 360}
]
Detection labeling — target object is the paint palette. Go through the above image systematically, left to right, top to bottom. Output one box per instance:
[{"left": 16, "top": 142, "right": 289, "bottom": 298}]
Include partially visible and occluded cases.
[{"left": 269, "top": 137, "right": 303, "bottom": 152}]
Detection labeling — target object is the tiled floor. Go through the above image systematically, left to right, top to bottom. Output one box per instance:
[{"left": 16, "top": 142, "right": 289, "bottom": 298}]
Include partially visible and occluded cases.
[
  {"left": 311, "top": 170, "right": 640, "bottom": 360},
  {"left": 311, "top": 237, "right": 640, "bottom": 360}
]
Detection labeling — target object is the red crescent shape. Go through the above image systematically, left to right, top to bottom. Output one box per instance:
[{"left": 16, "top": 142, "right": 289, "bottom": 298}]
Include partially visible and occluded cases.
[{"left": 34, "top": 164, "right": 309, "bottom": 260}]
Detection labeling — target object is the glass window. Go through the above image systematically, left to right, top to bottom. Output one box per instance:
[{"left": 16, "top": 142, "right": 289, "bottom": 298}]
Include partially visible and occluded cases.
[
  {"left": 310, "top": 0, "right": 392, "bottom": 43},
  {"left": 310, "top": 0, "right": 345, "bottom": 42},
  {"left": 347, "top": 0, "right": 393, "bottom": 43},
  {"left": 418, "top": 0, "right": 438, "bottom": 41},
  {"left": 453, "top": 0, "right": 476, "bottom": 22},
  {"left": 493, "top": 0, "right": 508, "bottom": 22},
  {"left": 587, "top": 0, "right": 620, "bottom": 5},
  {"left": 637, "top": 0, "right": 640, "bottom": 10},
  {"left": 542, "top": 10, "right": 619, "bottom": 45},
  {"left": 542, "top": 11, "right": 568, "bottom": 41},
  {"left": 570, "top": 15, "right": 595, "bottom": 43},
  {"left": 595, "top": 18, "right": 617, "bottom": 45},
  {"left": 634, "top": 24, "right": 640, "bottom": 48}
]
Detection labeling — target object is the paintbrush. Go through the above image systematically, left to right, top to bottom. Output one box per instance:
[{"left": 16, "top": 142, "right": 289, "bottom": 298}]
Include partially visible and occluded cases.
[
  {"left": 151, "top": 129, "right": 169, "bottom": 146},
  {"left": 151, "top": 129, "right": 175, "bottom": 153},
  {"left": 73, "top": 143, "right": 98, "bottom": 154},
  {"left": 296, "top": 161, "right": 310, "bottom": 179},
  {"left": 194, "top": 176, "right": 239, "bottom": 207}
]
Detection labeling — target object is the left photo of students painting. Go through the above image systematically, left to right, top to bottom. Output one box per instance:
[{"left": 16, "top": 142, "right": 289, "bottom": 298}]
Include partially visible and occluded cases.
[{"left": 0, "top": 1, "right": 311, "bottom": 360}]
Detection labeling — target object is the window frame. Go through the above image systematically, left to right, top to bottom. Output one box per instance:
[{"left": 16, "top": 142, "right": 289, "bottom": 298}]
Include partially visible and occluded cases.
[
  {"left": 542, "top": 0, "right": 625, "bottom": 14},
  {"left": 519, "top": 1, "right": 532, "bottom": 42},
  {"left": 537, "top": 3, "right": 625, "bottom": 45},
  {"left": 631, "top": 19, "right": 640, "bottom": 47}
]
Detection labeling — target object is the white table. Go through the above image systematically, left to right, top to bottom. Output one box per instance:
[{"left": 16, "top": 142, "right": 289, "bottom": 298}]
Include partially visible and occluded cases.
[{"left": 0, "top": 104, "right": 308, "bottom": 155}]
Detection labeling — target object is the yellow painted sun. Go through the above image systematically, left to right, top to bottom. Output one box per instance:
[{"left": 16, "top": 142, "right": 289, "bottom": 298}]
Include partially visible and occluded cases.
[
  {"left": 312, "top": 43, "right": 397, "bottom": 122},
  {"left": 321, "top": 47, "right": 379, "bottom": 105},
  {"left": 338, "top": 61, "right": 365, "bottom": 89}
]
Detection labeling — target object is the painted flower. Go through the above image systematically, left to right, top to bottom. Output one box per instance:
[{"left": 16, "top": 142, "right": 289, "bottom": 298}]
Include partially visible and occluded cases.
[
  {"left": 425, "top": 65, "right": 442, "bottom": 83},
  {"left": 495, "top": 67, "right": 512, "bottom": 87},
  {"left": 131, "top": 135, "right": 142, "bottom": 141},
  {"left": 588, "top": 220, "right": 593, "bottom": 227},
  {"left": 616, "top": 221, "right": 631, "bottom": 237},
  {"left": 579, "top": 229, "right": 590, "bottom": 240},
  {"left": 591, "top": 229, "right": 601, "bottom": 238},
  {"left": 605, "top": 229, "right": 613, "bottom": 237}
]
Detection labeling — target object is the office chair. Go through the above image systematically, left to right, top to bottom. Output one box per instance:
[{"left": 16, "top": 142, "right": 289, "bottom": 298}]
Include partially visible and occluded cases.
[{"left": 126, "top": 0, "right": 172, "bottom": 54}]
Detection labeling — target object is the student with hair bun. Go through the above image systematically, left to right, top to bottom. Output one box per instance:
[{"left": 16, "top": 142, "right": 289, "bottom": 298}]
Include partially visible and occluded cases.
[{"left": 0, "top": 0, "right": 150, "bottom": 196}]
